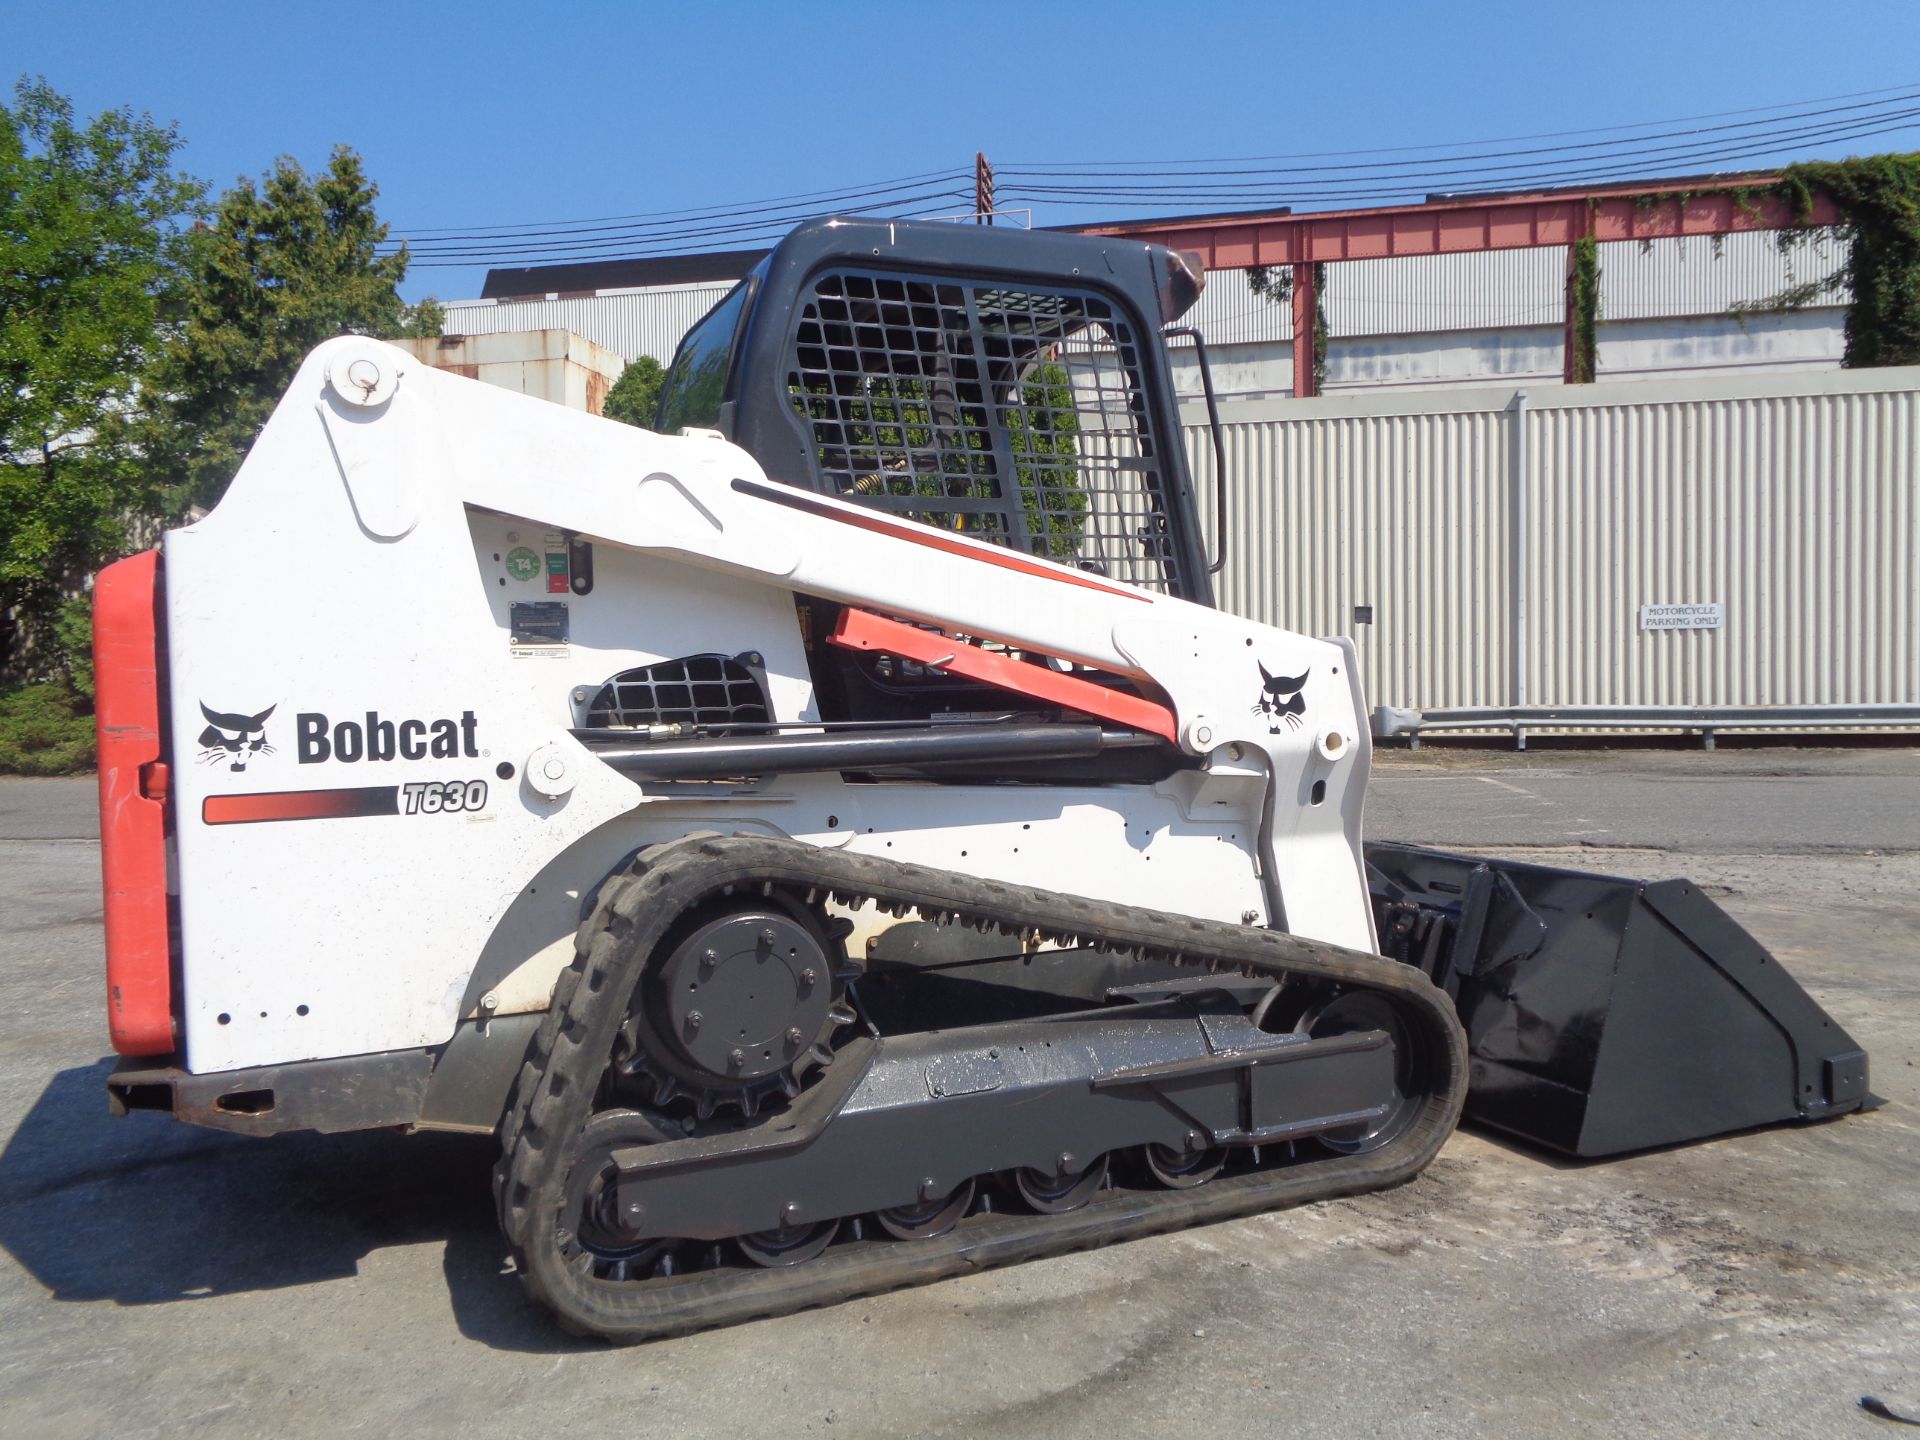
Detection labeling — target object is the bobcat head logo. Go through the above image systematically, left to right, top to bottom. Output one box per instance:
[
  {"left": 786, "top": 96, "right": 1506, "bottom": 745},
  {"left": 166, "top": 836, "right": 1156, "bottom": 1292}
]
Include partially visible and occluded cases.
[
  {"left": 1253, "top": 663, "right": 1308, "bottom": 733},
  {"left": 197, "top": 702, "right": 276, "bottom": 772}
]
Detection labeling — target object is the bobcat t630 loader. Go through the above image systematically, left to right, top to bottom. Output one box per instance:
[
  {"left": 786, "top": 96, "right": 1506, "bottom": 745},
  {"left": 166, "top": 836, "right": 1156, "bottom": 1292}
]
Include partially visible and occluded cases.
[{"left": 93, "top": 219, "right": 1872, "bottom": 1339}]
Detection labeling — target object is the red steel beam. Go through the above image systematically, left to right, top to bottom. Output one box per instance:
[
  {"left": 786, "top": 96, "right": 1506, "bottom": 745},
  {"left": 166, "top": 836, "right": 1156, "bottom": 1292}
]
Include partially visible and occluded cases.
[
  {"left": 1081, "top": 172, "right": 1843, "bottom": 390},
  {"left": 1078, "top": 174, "right": 1842, "bottom": 269},
  {"left": 1291, "top": 262, "right": 1318, "bottom": 399}
]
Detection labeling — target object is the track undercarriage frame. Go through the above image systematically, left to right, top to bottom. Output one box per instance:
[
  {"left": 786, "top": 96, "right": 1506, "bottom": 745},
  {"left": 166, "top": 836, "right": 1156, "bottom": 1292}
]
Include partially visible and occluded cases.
[{"left": 495, "top": 834, "right": 1468, "bottom": 1341}]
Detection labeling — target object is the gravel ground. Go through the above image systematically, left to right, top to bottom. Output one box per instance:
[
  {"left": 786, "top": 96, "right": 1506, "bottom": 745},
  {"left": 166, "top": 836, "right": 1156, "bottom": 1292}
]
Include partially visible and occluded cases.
[{"left": 0, "top": 754, "right": 1914, "bottom": 1440}]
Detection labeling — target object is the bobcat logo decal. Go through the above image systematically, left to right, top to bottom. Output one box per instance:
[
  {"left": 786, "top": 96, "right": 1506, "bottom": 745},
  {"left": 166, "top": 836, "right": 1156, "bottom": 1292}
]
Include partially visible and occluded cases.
[
  {"left": 1253, "top": 663, "right": 1308, "bottom": 733},
  {"left": 197, "top": 702, "right": 276, "bottom": 772}
]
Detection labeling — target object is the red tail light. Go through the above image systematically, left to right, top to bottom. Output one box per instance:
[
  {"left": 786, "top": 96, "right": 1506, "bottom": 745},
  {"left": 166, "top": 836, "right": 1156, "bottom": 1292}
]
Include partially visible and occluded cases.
[{"left": 94, "top": 549, "right": 175, "bottom": 1056}]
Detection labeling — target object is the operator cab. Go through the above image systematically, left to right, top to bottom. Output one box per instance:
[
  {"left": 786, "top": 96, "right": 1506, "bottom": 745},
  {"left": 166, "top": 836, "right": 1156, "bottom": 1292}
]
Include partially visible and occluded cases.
[
  {"left": 655, "top": 217, "right": 1213, "bottom": 603},
  {"left": 653, "top": 218, "right": 1216, "bottom": 757}
]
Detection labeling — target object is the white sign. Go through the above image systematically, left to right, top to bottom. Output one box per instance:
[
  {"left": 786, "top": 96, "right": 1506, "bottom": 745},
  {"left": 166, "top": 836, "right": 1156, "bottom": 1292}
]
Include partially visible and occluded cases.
[{"left": 1639, "top": 602, "right": 1724, "bottom": 632}]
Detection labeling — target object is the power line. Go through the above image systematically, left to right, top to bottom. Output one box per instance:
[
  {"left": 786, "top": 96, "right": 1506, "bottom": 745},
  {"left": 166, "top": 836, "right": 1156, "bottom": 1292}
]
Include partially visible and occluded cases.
[
  {"left": 1001, "top": 80, "right": 1920, "bottom": 167},
  {"left": 385, "top": 82, "right": 1920, "bottom": 273},
  {"left": 999, "top": 89, "right": 1920, "bottom": 181},
  {"left": 997, "top": 101, "right": 1920, "bottom": 196},
  {"left": 997, "top": 110, "right": 1920, "bottom": 208},
  {"left": 390, "top": 165, "right": 968, "bottom": 238},
  {"left": 393, "top": 171, "right": 973, "bottom": 247},
  {"left": 393, "top": 183, "right": 973, "bottom": 263},
  {"left": 398, "top": 195, "right": 977, "bottom": 269}
]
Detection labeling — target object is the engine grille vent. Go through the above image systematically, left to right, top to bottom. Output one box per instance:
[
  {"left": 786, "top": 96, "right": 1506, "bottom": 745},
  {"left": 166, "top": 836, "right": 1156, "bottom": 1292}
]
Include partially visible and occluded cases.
[{"left": 584, "top": 654, "right": 770, "bottom": 733}]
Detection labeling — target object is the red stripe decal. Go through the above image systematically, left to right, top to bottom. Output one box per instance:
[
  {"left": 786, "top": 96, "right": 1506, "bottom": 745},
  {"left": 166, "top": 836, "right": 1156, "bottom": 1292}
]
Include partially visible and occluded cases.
[
  {"left": 732, "top": 479, "right": 1153, "bottom": 602},
  {"left": 94, "top": 549, "right": 174, "bottom": 1057},
  {"left": 827, "top": 608, "right": 1180, "bottom": 743},
  {"left": 203, "top": 786, "right": 400, "bottom": 825}
]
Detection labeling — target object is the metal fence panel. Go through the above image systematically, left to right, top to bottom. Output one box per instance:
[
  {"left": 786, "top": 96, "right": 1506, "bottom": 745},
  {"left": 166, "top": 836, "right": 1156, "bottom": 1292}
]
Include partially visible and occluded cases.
[
  {"left": 1184, "top": 366, "right": 1920, "bottom": 723},
  {"left": 1525, "top": 379, "right": 1920, "bottom": 708},
  {"left": 1188, "top": 394, "right": 1511, "bottom": 712}
]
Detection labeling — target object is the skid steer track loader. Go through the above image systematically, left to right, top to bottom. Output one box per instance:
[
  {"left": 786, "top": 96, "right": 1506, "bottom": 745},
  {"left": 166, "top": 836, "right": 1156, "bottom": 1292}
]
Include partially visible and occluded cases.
[{"left": 94, "top": 218, "right": 1872, "bottom": 1340}]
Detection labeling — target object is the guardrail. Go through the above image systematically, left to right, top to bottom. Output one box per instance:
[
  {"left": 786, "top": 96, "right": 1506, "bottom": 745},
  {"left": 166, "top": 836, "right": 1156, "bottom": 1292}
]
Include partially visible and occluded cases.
[{"left": 1372, "top": 704, "right": 1920, "bottom": 751}]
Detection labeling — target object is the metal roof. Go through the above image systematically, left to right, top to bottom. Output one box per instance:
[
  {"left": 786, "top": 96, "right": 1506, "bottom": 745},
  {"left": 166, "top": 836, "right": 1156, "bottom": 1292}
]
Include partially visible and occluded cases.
[{"left": 479, "top": 247, "right": 768, "bottom": 299}]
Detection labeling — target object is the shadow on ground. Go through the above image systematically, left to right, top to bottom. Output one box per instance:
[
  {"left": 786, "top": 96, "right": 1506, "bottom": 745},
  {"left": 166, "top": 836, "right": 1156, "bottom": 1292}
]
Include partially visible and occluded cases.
[{"left": 0, "top": 1059, "right": 595, "bottom": 1353}]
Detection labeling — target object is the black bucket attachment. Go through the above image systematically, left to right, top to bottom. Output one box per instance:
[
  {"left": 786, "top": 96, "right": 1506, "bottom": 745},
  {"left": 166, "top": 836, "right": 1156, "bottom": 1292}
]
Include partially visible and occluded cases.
[{"left": 1365, "top": 842, "right": 1873, "bottom": 1158}]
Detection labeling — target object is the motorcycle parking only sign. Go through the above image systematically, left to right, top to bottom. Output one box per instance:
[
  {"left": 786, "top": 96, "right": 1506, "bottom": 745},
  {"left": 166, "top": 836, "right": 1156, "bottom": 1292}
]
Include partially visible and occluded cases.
[{"left": 1639, "top": 602, "right": 1724, "bottom": 632}]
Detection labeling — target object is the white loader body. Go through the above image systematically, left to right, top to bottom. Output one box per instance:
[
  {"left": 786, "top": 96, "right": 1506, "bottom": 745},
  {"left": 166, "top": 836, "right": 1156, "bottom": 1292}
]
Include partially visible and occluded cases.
[{"left": 163, "top": 336, "right": 1374, "bottom": 1075}]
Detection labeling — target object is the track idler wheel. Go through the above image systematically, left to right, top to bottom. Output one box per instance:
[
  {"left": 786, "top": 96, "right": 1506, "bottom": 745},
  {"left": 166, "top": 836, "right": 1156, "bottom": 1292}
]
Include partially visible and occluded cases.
[
  {"left": 1298, "top": 990, "right": 1423, "bottom": 1156},
  {"left": 558, "top": 1110, "right": 683, "bottom": 1284},
  {"left": 1014, "top": 1154, "right": 1109, "bottom": 1213},
  {"left": 875, "top": 1178, "right": 976, "bottom": 1241}
]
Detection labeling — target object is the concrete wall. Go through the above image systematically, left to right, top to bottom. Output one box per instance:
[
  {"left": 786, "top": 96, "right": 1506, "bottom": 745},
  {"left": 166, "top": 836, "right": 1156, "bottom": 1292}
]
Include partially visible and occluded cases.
[
  {"left": 440, "top": 281, "right": 736, "bottom": 367},
  {"left": 1170, "top": 308, "right": 1847, "bottom": 402},
  {"left": 391, "top": 330, "right": 626, "bottom": 414}
]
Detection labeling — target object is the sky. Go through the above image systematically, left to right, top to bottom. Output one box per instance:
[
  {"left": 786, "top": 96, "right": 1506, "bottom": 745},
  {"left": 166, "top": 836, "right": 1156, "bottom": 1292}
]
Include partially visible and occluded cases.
[{"left": 9, "top": 0, "right": 1920, "bottom": 302}]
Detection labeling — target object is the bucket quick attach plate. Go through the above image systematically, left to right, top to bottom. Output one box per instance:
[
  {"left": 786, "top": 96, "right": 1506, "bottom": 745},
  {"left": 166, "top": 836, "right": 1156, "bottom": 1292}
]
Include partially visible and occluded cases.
[{"left": 1366, "top": 842, "right": 1874, "bottom": 1158}]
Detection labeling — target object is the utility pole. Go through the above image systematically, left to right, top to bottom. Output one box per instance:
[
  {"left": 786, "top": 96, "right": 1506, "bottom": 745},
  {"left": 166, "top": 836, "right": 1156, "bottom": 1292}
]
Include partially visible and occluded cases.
[{"left": 975, "top": 152, "right": 994, "bottom": 224}]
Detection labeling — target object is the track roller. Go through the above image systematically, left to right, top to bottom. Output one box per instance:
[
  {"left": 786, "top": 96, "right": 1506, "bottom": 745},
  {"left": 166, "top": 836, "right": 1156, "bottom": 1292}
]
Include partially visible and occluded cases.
[
  {"left": 1142, "top": 1142, "right": 1227, "bottom": 1189},
  {"left": 1014, "top": 1154, "right": 1109, "bottom": 1213},
  {"left": 875, "top": 1178, "right": 976, "bottom": 1241},
  {"left": 738, "top": 1219, "right": 840, "bottom": 1267}
]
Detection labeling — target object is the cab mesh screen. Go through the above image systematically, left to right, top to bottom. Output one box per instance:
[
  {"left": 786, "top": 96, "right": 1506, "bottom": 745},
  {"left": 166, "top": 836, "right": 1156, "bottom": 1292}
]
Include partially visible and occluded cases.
[{"left": 785, "top": 271, "right": 1178, "bottom": 593}]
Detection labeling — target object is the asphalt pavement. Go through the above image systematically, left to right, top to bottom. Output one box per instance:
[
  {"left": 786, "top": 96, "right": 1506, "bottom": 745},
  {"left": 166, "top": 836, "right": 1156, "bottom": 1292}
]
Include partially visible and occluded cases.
[
  {"left": 1367, "top": 745, "right": 1920, "bottom": 854},
  {"left": 1, "top": 752, "right": 1915, "bottom": 1439},
  {"left": 0, "top": 777, "right": 95, "bottom": 841}
]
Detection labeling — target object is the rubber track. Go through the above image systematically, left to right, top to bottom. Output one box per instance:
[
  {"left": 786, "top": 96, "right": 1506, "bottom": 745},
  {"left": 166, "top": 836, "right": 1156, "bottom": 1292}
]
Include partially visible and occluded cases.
[{"left": 495, "top": 833, "right": 1469, "bottom": 1342}]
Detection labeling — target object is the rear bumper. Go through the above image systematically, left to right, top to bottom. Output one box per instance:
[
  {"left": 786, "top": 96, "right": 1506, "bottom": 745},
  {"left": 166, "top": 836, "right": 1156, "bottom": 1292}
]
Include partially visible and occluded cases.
[
  {"left": 105, "top": 1014, "right": 538, "bottom": 1137},
  {"left": 107, "top": 1049, "right": 435, "bottom": 1137}
]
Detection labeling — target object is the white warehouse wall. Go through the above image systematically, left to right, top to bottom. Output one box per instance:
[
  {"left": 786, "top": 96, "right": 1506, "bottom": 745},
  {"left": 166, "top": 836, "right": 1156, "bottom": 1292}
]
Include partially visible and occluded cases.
[{"left": 1180, "top": 366, "right": 1920, "bottom": 719}]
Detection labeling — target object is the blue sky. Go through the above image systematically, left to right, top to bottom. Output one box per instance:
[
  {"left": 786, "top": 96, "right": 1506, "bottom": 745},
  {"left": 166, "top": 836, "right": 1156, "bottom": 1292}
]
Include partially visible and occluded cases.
[{"left": 10, "top": 0, "right": 1920, "bottom": 301}]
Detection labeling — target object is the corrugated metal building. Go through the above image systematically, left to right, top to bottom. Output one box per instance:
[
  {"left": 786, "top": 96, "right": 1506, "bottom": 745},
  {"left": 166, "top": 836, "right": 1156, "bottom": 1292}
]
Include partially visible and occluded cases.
[
  {"left": 440, "top": 228, "right": 1852, "bottom": 397},
  {"left": 1165, "top": 228, "right": 1850, "bottom": 398}
]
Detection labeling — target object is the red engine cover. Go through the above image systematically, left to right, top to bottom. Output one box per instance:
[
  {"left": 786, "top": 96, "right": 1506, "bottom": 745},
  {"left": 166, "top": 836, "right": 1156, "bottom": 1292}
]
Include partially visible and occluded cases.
[{"left": 93, "top": 549, "right": 174, "bottom": 1056}]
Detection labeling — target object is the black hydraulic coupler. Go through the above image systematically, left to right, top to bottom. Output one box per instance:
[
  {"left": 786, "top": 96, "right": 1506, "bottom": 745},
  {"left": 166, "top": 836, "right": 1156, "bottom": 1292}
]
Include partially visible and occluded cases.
[{"left": 1365, "top": 842, "right": 1874, "bottom": 1157}]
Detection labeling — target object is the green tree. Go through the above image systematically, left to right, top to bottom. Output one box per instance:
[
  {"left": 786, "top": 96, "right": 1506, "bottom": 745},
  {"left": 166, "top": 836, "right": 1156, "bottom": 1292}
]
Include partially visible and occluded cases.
[
  {"left": 0, "top": 77, "right": 202, "bottom": 670},
  {"left": 142, "top": 147, "right": 430, "bottom": 513},
  {"left": 1782, "top": 154, "right": 1920, "bottom": 368},
  {"left": 1246, "top": 264, "right": 1329, "bottom": 393},
  {"left": 602, "top": 354, "right": 666, "bottom": 428},
  {"left": 1006, "top": 362, "right": 1085, "bottom": 559}
]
